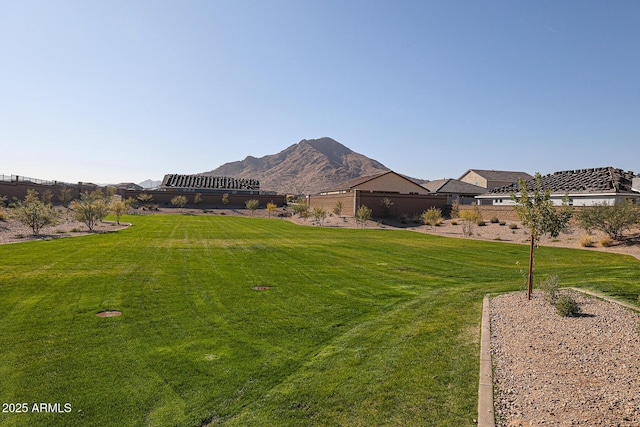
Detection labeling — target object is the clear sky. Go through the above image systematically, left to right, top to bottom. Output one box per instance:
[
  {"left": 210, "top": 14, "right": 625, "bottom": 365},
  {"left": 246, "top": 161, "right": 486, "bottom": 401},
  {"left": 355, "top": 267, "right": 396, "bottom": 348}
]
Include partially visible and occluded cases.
[{"left": 2, "top": 0, "right": 639, "bottom": 184}]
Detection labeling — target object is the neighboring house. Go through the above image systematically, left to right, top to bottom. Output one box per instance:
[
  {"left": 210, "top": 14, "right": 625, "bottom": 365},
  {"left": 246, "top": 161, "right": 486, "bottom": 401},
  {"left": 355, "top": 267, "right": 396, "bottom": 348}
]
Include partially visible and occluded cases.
[
  {"left": 476, "top": 167, "right": 640, "bottom": 206},
  {"left": 459, "top": 169, "right": 533, "bottom": 190},
  {"left": 311, "top": 171, "right": 446, "bottom": 218},
  {"left": 319, "top": 171, "right": 429, "bottom": 195},
  {"left": 160, "top": 174, "right": 260, "bottom": 194},
  {"left": 422, "top": 179, "right": 486, "bottom": 205},
  {"left": 114, "top": 182, "right": 144, "bottom": 191}
]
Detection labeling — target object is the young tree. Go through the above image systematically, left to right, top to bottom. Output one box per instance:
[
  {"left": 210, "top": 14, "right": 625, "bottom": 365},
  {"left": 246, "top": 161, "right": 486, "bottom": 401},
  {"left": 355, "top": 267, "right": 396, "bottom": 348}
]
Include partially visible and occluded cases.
[
  {"left": 511, "top": 173, "right": 572, "bottom": 300},
  {"left": 57, "top": 186, "right": 74, "bottom": 208},
  {"left": 14, "top": 189, "right": 58, "bottom": 235},
  {"left": 72, "top": 190, "right": 109, "bottom": 231},
  {"left": 221, "top": 193, "right": 230, "bottom": 205},
  {"left": 171, "top": 195, "right": 188, "bottom": 208},
  {"left": 380, "top": 197, "right": 394, "bottom": 218},
  {"left": 110, "top": 199, "right": 128, "bottom": 224},
  {"left": 245, "top": 199, "right": 259, "bottom": 215},
  {"left": 450, "top": 199, "right": 461, "bottom": 219},
  {"left": 577, "top": 199, "right": 640, "bottom": 240},
  {"left": 266, "top": 201, "right": 277, "bottom": 218},
  {"left": 333, "top": 201, "right": 343, "bottom": 217},
  {"left": 459, "top": 203, "right": 481, "bottom": 237},
  {"left": 355, "top": 205, "right": 372, "bottom": 228},
  {"left": 312, "top": 207, "right": 327, "bottom": 225},
  {"left": 421, "top": 207, "right": 443, "bottom": 231}
]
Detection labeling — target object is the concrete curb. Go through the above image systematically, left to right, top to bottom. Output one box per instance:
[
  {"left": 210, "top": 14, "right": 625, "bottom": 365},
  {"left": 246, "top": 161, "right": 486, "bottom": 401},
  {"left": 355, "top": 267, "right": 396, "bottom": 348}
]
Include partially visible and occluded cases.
[
  {"left": 567, "top": 287, "right": 640, "bottom": 312},
  {"left": 478, "top": 294, "right": 495, "bottom": 427}
]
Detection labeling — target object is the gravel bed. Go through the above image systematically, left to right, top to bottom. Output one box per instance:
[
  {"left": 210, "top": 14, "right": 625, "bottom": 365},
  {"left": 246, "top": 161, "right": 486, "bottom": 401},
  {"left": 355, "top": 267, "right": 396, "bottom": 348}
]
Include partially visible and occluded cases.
[{"left": 491, "top": 290, "right": 640, "bottom": 426}]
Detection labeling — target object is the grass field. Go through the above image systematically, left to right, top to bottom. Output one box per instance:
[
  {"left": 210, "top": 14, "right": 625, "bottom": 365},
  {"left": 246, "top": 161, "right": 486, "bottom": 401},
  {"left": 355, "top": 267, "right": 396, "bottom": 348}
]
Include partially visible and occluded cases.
[{"left": 0, "top": 214, "right": 638, "bottom": 426}]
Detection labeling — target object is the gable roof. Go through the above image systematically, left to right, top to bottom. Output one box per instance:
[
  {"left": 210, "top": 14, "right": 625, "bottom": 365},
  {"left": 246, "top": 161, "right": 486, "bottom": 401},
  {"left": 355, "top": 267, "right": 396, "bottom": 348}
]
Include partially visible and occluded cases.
[
  {"left": 488, "top": 167, "right": 637, "bottom": 195},
  {"left": 459, "top": 169, "right": 533, "bottom": 182},
  {"left": 332, "top": 171, "right": 428, "bottom": 192},
  {"left": 422, "top": 178, "right": 486, "bottom": 195}
]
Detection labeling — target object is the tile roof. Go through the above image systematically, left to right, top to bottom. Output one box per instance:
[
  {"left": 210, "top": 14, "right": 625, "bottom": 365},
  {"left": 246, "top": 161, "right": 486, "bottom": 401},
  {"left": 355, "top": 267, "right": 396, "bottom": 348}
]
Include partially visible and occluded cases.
[{"left": 489, "top": 167, "right": 637, "bottom": 195}]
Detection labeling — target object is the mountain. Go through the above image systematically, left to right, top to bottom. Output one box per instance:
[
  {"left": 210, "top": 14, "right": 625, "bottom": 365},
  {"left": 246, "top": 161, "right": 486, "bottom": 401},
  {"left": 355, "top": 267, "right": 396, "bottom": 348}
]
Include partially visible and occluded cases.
[
  {"left": 203, "top": 137, "right": 391, "bottom": 194},
  {"left": 138, "top": 179, "right": 162, "bottom": 189}
]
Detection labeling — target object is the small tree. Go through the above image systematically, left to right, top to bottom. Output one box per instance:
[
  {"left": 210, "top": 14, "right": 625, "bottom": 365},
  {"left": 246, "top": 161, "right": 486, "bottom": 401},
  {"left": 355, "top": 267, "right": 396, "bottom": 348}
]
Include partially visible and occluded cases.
[
  {"left": 511, "top": 173, "right": 572, "bottom": 300},
  {"left": 57, "top": 186, "right": 74, "bottom": 208},
  {"left": 14, "top": 189, "right": 57, "bottom": 235},
  {"left": 72, "top": 190, "right": 109, "bottom": 231},
  {"left": 193, "top": 193, "right": 203, "bottom": 206},
  {"left": 221, "top": 193, "right": 230, "bottom": 205},
  {"left": 171, "top": 195, "right": 188, "bottom": 208},
  {"left": 291, "top": 197, "right": 309, "bottom": 218},
  {"left": 380, "top": 197, "right": 394, "bottom": 218},
  {"left": 110, "top": 199, "right": 128, "bottom": 224},
  {"left": 245, "top": 199, "right": 259, "bottom": 215},
  {"left": 450, "top": 199, "right": 460, "bottom": 219},
  {"left": 577, "top": 199, "right": 640, "bottom": 240},
  {"left": 266, "top": 201, "right": 277, "bottom": 218},
  {"left": 333, "top": 201, "right": 343, "bottom": 217},
  {"left": 459, "top": 204, "right": 481, "bottom": 237},
  {"left": 355, "top": 205, "right": 372, "bottom": 228},
  {"left": 312, "top": 207, "right": 327, "bottom": 225},
  {"left": 421, "top": 207, "right": 443, "bottom": 231}
]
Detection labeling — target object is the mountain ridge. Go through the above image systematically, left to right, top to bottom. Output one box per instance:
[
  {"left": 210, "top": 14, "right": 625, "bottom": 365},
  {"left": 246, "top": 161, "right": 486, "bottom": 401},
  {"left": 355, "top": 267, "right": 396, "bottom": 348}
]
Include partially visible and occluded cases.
[{"left": 203, "top": 137, "right": 391, "bottom": 194}]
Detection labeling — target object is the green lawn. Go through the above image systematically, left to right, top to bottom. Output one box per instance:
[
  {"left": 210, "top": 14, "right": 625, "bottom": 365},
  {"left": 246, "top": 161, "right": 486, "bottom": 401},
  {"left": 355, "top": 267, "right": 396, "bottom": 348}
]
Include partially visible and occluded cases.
[{"left": 0, "top": 215, "right": 638, "bottom": 426}]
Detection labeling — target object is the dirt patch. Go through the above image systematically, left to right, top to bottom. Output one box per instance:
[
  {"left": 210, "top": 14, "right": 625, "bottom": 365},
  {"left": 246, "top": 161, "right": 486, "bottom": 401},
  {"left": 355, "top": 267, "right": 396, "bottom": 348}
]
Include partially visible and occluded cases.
[
  {"left": 252, "top": 286, "right": 272, "bottom": 291},
  {"left": 96, "top": 311, "right": 122, "bottom": 317}
]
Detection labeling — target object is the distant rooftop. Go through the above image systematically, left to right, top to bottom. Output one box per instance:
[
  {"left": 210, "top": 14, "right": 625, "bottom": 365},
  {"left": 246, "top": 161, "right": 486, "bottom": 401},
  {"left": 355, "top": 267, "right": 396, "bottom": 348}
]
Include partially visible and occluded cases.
[{"left": 489, "top": 167, "right": 637, "bottom": 195}]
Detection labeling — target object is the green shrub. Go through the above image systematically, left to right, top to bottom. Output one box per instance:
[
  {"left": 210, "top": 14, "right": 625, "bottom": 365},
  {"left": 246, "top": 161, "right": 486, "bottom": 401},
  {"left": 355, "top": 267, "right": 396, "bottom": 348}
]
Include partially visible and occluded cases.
[
  {"left": 490, "top": 216, "right": 499, "bottom": 223},
  {"left": 476, "top": 220, "right": 486, "bottom": 226},
  {"left": 499, "top": 221, "right": 506, "bottom": 226},
  {"left": 508, "top": 223, "right": 518, "bottom": 230},
  {"left": 539, "top": 275, "right": 560, "bottom": 304},
  {"left": 555, "top": 294, "right": 582, "bottom": 317}
]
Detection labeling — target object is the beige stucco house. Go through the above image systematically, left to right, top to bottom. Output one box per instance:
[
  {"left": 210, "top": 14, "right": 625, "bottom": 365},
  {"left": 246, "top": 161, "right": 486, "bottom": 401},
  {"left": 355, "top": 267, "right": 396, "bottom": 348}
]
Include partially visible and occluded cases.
[{"left": 319, "top": 171, "right": 429, "bottom": 195}]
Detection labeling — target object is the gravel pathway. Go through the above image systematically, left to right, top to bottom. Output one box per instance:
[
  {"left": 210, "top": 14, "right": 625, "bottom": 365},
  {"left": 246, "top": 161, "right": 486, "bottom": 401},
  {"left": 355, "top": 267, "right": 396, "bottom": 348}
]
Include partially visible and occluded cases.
[{"left": 491, "top": 290, "right": 640, "bottom": 426}]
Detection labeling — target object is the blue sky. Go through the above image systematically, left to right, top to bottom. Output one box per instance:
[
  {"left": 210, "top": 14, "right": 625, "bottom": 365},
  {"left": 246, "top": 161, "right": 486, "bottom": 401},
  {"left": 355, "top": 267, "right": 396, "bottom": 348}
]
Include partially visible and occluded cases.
[{"left": 2, "top": 0, "right": 639, "bottom": 184}]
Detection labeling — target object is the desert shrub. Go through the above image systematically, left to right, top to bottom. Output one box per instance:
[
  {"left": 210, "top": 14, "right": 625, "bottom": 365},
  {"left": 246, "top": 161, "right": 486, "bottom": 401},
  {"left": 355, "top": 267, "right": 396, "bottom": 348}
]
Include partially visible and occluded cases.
[
  {"left": 193, "top": 193, "right": 202, "bottom": 205},
  {"left": 222, "top": 193, "right": 230, "bottom": 205},
  {"left": 171, "top": 195, "right": 188, "bottom": 208},
  {"left": 245, "top": 199, "right": 260, "bottom": 215},
  {"left": 450, "top": 199, "right": 460, "bottom": 219},
  {"left": 577, "top": 199, "right": 640, "bottom": 240},
  {"left": 266, "top": 201, "right": 278, "bottom": 218},
  {"left": 333, "top": 201, "right": 343, "bottom": 217},
  {"left": 459, "top": 204, "right": 481, "bottom": 237},
  {"left": 355, "top": 205, "right": 372, "bottom": 228},
  {"left": 312, "top": 207, "right": 327, "bottom": 225},
  {"left": 421, "top": 207, "right": 443, "bottom": 230},
  {"left": 0, "top": 208, "right": 7, "bottom": 221},
  {"left": 399, "top": 213, "right": 408, "bottom": 224},
  {"left": 412, "top": 213, "right": 422, "bottom": 224},
  {"left": 490, "top": 216, "right": 499, "bottom": 223},
  {"left": 450, "top": 220, "right": 458, "bottom": 225},
  {"left": 477, "top": 220, "right": 486, "bottom": 226},
  {"left": 499, "top": 221, "right": 506, "bottom": 226},
  {"left": 508, "top": 223, "right": 518, "bottom": 230},
  {"left": 579, "top": 235, "right": 595, "bottom": 247},
  {"left": 599, "top": 236, "right": 614, "bottom": 247},
  {"left": 539, "top": 275, "right": 560, "bottom": 304},
  {"left": 555, "top": 294, "right": 582, "bottom": 317}
]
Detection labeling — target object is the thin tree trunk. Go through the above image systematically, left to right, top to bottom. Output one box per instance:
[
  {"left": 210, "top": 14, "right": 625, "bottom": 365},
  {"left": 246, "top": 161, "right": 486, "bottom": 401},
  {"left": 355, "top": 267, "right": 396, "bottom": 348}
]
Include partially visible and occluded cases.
[{"left": 528, "top": 232, "right": 535, "bottom": 300}]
